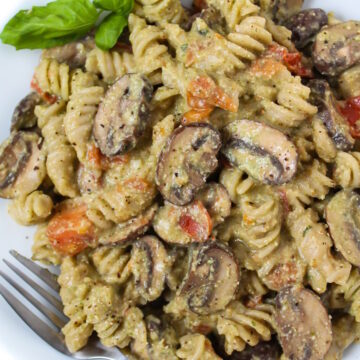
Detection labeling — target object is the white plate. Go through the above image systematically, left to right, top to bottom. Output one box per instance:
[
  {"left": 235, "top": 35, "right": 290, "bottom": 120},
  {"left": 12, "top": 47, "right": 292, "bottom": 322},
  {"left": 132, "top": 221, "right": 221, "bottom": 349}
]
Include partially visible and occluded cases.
[{"left": 0, "top": 0, "right": 358, "bottom": 359}]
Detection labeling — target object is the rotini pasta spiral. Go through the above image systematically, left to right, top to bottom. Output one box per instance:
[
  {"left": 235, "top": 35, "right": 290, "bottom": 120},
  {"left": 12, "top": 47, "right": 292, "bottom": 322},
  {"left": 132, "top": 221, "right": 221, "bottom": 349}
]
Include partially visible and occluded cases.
[
  {"left": 134, "top": 0, "right": 187, "bottom": 24},
  {"left": 207, "top": 0, "right": 259, "bottom": 31},
  {"left": 129, "top": 14, "right": 169, "bottom": 83},
  {"left": 227, "top": 16, "right": 272, "bottom": 64},
  {"left": 162, "top": 19, "right": 245, "bottom": 75},
  {"left": 85, "top": 47, "right": 136, "bottom": 83},
  {"left": 34, "top": 58, "right": 71, "bottom": 100},
  {"left": 247, "top": 62, "right": 317, "bottom": 128},
  {"left": 64, "top": 73, "right": 104, "bottom": 164},
  {"left": 35, "top": 102, "right": 79, "bottom": 198},
  {"left": 292, "top": 122, "right": 315, "bottom": 163},
  {"left": 333, "top": 151, "right": 360, "bottom": 188},
  {"left": 282, "top": 160, "right": 335, "bottom": 209},
  {"left": 220, "top": 167, "right": 256, "bottom": 203},
  {"left": 85, "top": 179, "right": 157, "bottom": 228},
  {"left": 218, "top": 185, "right": 282, "bottom": 252},
  {"left": 8, "top": 191, "right": 53, "bottom": 225},
  {"left": 286, "top": 206, "right": 351, "bottom": 293},
  {"left": 31, "top": 223, "right": 62, "bottom": 265},
  {"left": 90, "top": 246, "right": 132, "bottom": 285},
  {"left": 58, "top": 256, "right": 96, "bottom": 352},
  {"left": 333, "top": 269, "right": 360, "bottom": 322},
  {"left": 84, "top": 284, "right": 146, "bottom": 349},
  {"left": 217, "top": 301, "right": 274, "bottom": 354},
  {"left": 177, "top": 334, "right": 221, "bottom": 360}
]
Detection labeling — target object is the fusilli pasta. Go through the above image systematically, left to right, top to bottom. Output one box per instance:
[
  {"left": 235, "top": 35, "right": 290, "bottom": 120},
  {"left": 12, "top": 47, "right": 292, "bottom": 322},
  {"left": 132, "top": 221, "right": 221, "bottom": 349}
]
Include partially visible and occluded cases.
[
  {"left": 85, "top": 48, "right": 136, "bottom": 83},
  {"left": 35, "top": 101, "right": 79, "bottom": 197},
  {"left": 8, "top": 191, "right": 53, "bottom": 225}
]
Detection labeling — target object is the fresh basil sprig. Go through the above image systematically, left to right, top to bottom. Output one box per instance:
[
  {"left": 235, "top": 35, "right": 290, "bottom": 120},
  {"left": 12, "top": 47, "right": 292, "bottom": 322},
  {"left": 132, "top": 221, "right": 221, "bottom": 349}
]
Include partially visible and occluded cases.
[{"left": 0, "top": 0, "right": 134, "bottom": 51}]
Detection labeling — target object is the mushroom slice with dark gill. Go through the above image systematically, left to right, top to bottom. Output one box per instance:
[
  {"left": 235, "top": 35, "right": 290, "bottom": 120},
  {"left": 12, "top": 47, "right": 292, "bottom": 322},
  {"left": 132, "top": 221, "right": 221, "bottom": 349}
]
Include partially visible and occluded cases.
[
  {"left": 285, "top": 9, "right": 328, "bottom": 50},
  {"left": 313, "top": 21, "right": 360, "bottom": 76},
  {"left": 41, "top": 35, "right": 95, "bottom": 68},
  {"left": 93, "top": 73, "right": 153, "bottom": 157},
  {"left": 309, "top": 79, "right": 354, "bottom": 151},
  {"left": 11, "top": 92, "right": 42, "bottom": 132},
  {"left": 222, "top": 120, "right": 297, "bottom": 185},
  {"left": 156, "top": 123, "right": 221, "bottom": 205},
  {"left": 0, "top": 131, "right": 46, "bottom": 199},
  {"left": 195, "top": 182, "right": 231, "bottom": 226},
  {"left": 326, "top": 190, "right": 360, "bottom": 266},
  {"left": 153, "top": 200, "right": 213, "bottom": 245},
  {"left": 99, "top": 204, "right": 158, "bottom": 245},
  {"left": 131, "top": 235, "right": 168, "bottom": 302},
  {"left": 180, "top": 242, "right": 239, "bottom": 315},
  {"left": 274, "top": 285, "right": 332, "bottom": 360}
]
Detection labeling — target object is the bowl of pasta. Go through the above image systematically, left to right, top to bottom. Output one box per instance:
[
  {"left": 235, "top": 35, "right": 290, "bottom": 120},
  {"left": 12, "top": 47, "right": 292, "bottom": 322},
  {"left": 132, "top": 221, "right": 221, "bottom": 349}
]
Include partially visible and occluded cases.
[{"left": 0, "top": 0, "right": 360, "bottom": 359}]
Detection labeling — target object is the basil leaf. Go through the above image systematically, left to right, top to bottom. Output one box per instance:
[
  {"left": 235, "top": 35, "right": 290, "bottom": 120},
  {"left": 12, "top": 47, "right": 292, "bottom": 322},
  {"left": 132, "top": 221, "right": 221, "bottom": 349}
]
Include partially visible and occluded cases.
[
  {"left": 0, "top": 0, "right": 99, "bottom": 50},
  {"left": 93, "top": 0, "right": 134, "bottom": 14},
  {"left": 95, "top": 12, "right": 127, "bottom": 50}
]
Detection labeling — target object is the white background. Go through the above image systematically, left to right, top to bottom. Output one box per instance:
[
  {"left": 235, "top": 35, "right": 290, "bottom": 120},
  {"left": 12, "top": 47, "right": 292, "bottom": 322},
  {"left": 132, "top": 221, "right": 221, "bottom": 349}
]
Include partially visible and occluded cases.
[{"left": 0, "top": 1, "right": 358, "bottom": 359}]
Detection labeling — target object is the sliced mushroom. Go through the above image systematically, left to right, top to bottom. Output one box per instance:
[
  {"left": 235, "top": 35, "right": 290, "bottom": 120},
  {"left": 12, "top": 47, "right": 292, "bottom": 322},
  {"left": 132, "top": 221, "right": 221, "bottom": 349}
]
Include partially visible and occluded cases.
[
  {"left": 273, "top": 0, "right": 304, "bottom": 23},
  {"left": 182, "top": 7, "right": 227, "bottom": 35},
  {"left": 285, "top": 9, "right": 328, "bottom": 49},
  {"left": 313, "top": 21, "right": 360, "bottom": 76},
  {"left": 41, "top": 35, "right": 95, "bottom": 68},
  {"left": 339, "top": 64, "right": 360, "bottom": 98},
  {"left": 93, "top": 73, "right": 153, "bottom": 157},
  {"left": 309, "top": 79, "right": 354, "bottom": 151},
  {"left": 11, "top": 92, "right": 42, "bottom": 132},
  {"left": 222, "top": 120, "right": 297, "bottom": 185},
  {"left": 156, "top": 123, "right": 221, "bottom": 205},
  {"left": 0, "top": 131, "right": 46, "bottom": 199},
  {"left": 195, "top": 182, "right": 231, "bottom": 226},
  {"left": 326, "top": 190, "right": 360, "bottom": 266},
  {"left": 153, "top": 200, "right": 212, "bottom": 245},
  {"left": 99, "top": 204, "right": 158, "bottom": 245},
  {"left": 131, "top": 236, "right": 168, "bottom": 302},
  {"left": 180, "top": 242, "right": 239, "bottom": 315},
  {"left": 274, "top": 285, "right": 332, "bottom": 360}
]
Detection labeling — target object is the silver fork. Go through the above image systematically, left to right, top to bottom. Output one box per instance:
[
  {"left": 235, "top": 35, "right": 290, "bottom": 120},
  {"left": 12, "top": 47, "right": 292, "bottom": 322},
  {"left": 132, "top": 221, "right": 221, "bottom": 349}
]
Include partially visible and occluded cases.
[{"left": 0, "top": 250, "right": 126, "bottom": 360}]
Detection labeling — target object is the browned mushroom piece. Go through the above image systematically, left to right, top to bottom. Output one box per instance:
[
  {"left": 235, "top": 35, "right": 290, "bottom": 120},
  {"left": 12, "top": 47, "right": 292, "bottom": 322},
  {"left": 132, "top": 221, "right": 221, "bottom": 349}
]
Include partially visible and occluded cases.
[
  {"left": 273, "top": 0, "right": 304, "bottom": 23},
  {"left": 182, "top": 7, "right": 227, "bottom": 34},
  {"left": 285, "top": 9, "right": 328, "bottom": 49},
  {"left": 313, "top": 21, "right": 360, "bottom": 76},
  {"left": 41, "top": 35, "right": 95, "bottom": 68},
  {"left": 93, "top": 73, "right": 153, "bottom": 157},
  {"left": 309, "top": 79, "right": 354, "bottom": 151},
  {"left": 11, "top": 92, "right": 42, "bottom": 132},
  {"left": 222, "top": 120, "right": 297, "bottom": 185},
  {"left": 156, "top": 123, "right": 221, "bottom": 205},
  {"left": 0, "top": 131, "right": 46, "bottom": 199},
  {"left": 195, "top": 182, "right": 231, "bottom": 226},
  {"left": 325, "top": 190, "right": 360, "bottom": 266},
  {"left": 153, "top": 200, "right": 212, "bottom": 245},
  {"left": 99, "top": 204, "right": 158, "bottom": 245},
  {"left": 131, "top": 235, "right": 168, "bottom": 302},
  {"left": 180, "top": 242, "right": 239, "bottom": 315},
  {"left": 274, "top": 285, "right": 333, "bottom": 360}
]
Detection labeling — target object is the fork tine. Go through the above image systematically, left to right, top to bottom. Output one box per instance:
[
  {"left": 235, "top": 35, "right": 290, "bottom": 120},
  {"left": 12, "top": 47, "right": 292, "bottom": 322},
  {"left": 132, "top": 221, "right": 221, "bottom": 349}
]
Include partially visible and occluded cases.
[
  {"left": 9, "top": 250, "right": 59, "bottom": 292},
  {"left": 3, "top": 260, "right": 63, "bottom": 312},
  {"left": 0, "top": 270, "right": 66, "bottom": 329},
  {"left": 0, "top": 282, "right": 70, "bottom": 356}
]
